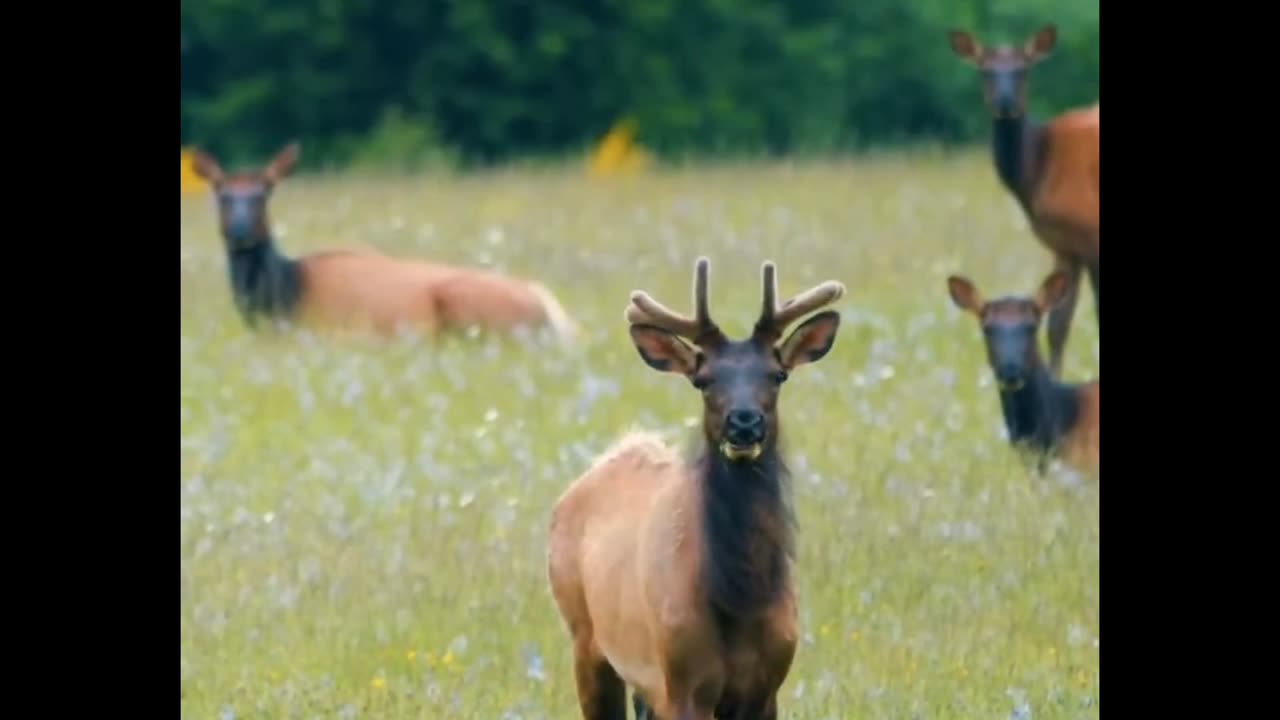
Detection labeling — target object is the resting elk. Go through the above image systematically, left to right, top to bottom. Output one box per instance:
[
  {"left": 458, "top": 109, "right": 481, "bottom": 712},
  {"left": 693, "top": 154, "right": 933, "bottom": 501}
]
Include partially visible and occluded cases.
[
  {"left": 948, "top": 24, "right": 1099, "bottom": 378},
  {"left": 189, "top": 142, "right": 577, "bottom": 342},
  {"left": 547, "top": 257, "right": 845, "bottom": 720},
  {"left": 947, "top": 270, "right": 1099, "bottom": 475}
]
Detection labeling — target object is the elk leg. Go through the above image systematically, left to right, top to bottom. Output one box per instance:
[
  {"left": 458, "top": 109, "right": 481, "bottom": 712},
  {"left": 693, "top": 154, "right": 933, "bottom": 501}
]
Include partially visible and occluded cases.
[
  {"left": 1046, "top": 257, "right": 1082, "bottom": 379},
  {"left": 1087, "top": 261, "right": 1099, "bottom": 331},
  {"left": 573, "top": 644, "right": 627, "bottom": 720},
  {"left": 667, "top": 676, "right": 722, "bottom": 720},
  {"left": 721, "top": 690, "right": 779, "bottom": 720},
  {"left": 633, "top": 691, "right": 656, "bottom": 719},
  {"left": 753, "top": 694, "right": 779, "bottom": 720},
  {"left": 672, "top": 702, "right": 715, "bottom": 720}
]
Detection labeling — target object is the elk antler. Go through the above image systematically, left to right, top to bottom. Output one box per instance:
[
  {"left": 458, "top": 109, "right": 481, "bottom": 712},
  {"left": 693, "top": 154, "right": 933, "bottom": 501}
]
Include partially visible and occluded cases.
[
  {"left": 625, "top": 256, "right": 724, "bottom": 344},
  {"left": 753, "top": 261, "right": 845, "bottom": 340}
]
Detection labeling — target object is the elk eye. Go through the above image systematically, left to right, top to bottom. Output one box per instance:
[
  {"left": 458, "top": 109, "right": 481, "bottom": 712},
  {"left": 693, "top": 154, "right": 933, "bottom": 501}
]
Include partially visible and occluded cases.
[{"left": 773, "top": 370, "right": 788, "bottom": 384}]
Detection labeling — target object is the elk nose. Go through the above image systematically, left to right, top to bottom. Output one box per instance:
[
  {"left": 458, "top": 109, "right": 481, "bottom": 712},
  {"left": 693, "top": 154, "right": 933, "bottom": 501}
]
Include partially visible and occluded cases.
[
  {"left": 225, "top": 204, "right": 256, "bottom": 240},
  {"left": 227, "top": 220, "right": 253, "bottom": 241},
  {"left": 995, "top": 362, "right": 1025, "bottom": 387},
  {"left": 725, "top": 408, "right": 765, "bottom": 444}
]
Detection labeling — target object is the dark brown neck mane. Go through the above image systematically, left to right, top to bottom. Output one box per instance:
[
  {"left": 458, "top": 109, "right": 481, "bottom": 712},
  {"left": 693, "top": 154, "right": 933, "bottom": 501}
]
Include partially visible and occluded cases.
[
  {"left": 992, "top": 115, "right": 1047, "bottom": 215},
  {"left": 224, "top": 237, "right": 303, "bottom": 328},
  {"left": 998, "top": 361, "right": 1083, "bottom": 461},
  {"left": 693, "top": 435, "right": 795, "bottom": 630}
]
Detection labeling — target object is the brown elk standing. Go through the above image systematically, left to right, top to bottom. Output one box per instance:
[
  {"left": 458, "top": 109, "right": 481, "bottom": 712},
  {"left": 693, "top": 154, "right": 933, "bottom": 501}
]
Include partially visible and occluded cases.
[
  {"left": 948, "top": 24, "right": 1099, "bottom": 378},
  {"left": 189, "top": 142, "right": 577, "bottom": 342},
  {"left": 547, "top": 257, "right": 845, "bottom": 720},
  {"left": 947, "top": 270, "right": 1099, "bottom": 475}
]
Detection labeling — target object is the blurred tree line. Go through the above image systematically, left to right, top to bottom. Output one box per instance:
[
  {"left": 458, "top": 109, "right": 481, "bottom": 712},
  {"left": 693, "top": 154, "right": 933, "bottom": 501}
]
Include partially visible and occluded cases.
[{"left": 180, "top": 0, "right": 1098, "bottom": 170}]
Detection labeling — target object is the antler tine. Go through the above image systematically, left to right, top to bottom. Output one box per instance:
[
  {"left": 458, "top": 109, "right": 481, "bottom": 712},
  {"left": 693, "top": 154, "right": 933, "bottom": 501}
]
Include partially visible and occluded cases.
[
  {"left": 624, "top": 256, "right": 719, "bottom": 341},
  {"left": 692, "top": 256, "right": 711, "bottom": 330},
  {"left": 754, "top": 260, "right": 845, "bottom": 338},
  {"left": 759, "top": 261, "right": 778, "bottom": 322},
  {"left": 772, "top": 280, "right": 846, "bottom": 329},
  {"left": 624, "top": 291, "right": 700, "bottom": 337}
]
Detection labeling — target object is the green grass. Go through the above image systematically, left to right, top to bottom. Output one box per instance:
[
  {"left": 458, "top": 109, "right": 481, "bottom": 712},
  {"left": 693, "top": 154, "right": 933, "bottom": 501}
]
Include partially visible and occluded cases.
[{"left": 180, "top": 151, "right": 1099, "bottom": 719}]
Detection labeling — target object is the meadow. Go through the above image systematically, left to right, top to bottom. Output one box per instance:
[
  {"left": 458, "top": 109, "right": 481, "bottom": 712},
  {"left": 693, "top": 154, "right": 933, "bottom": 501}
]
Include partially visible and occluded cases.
[{"left": 179, "top": 151, "right": 1099, "bottom": 719}]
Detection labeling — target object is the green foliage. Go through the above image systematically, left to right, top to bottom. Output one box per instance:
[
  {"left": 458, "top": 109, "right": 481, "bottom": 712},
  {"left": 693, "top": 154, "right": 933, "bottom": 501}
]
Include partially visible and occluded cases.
[
  {"left": 181, "top": 0, "right": 1099, "bottom": 168},
  {"left": 340, "top": 107, "right": 459, "bottom": 174}
]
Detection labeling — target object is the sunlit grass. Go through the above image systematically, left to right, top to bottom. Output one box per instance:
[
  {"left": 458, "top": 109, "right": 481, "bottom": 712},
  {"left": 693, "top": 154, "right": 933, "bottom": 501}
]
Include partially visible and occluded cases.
[{"left": 180, "top": 151, "right": 1099, "bottom": 719}]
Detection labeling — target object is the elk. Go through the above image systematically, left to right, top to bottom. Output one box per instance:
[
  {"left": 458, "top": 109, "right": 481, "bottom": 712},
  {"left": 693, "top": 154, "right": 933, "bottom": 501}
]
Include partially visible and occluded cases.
[
  {"left": 948, "top": 24, "right": 1099, "bottom": 379},
  {"left": 189, "top": 142, "right": 577, "bottom": 342},
  {"left": 547, "top": 257, "right": 845, "bottom": 720},
  {"left": 946, "top": 271, "right": 1099, "bottom": 475}
]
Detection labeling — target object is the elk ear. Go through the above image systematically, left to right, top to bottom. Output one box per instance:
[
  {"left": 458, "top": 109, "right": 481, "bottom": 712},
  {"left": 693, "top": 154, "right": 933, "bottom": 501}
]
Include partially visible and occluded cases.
[
  {"left": 1024, "top": 24, "right": 1057, "bottom": 63},
  {"left": 948, "top": 30, "right": 984, "bottom": 64},
  {"left": 264, "top": 141, "right": 301, "bottom": 183},
  {"left": 191, "top": 149, "right": 224, "bottom": 184},
  {"left": 1035, "top": 270, "right": 1073, "bottom": 313},
  {"left": 946, "top": 275, "right": 984, "bottom": 315},
  {"left": 778, "top": 310, "right": 841, "bottom": 370},
  {"left": 630, "top": 325, "right": 699, "bottom": 376}
]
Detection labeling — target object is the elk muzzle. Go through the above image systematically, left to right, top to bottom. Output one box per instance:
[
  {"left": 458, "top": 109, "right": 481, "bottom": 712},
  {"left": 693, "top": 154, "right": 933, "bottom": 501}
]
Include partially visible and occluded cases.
[
  {"left": 990, "top": 72, "right": 1024, "bottom": 119},
  {"left": 224, "top": 201, "right": 258, "bottom": 245},
  {"left": 994, "top": 362, "right": 1028, "bottom": 392},
  {"left": 721, "top": 408, "right": 766, "bottom": 461}
]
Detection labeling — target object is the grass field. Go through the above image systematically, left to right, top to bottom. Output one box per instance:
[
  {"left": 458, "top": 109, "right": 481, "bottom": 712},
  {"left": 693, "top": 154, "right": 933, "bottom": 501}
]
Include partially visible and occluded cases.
[{"left": 180, "top": 151, "right": 1099, "bottom": 719}]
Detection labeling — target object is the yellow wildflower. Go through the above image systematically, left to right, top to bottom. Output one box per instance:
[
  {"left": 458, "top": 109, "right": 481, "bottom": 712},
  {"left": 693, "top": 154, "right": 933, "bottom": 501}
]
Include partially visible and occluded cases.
[
  {"left": 588, "top": 119, "right": 651, "bottom": 178},
  {"left": 180, "top": 148, "right": 209, "bottom": 194}
]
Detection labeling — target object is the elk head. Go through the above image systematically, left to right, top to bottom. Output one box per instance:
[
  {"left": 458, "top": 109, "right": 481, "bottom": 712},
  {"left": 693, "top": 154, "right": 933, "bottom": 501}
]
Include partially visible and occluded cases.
[
  {"left": 948, "top": 25, "right": 1058, "bottom": 119},
  {"left": 190, "top": 142, "right": 300, "bottom": 250},
  {"left": 626, "top": 257, "right": 844, "bottom": 462},
  {"left": 947, "top": 270, "right": 1072, "bottom": 391}
]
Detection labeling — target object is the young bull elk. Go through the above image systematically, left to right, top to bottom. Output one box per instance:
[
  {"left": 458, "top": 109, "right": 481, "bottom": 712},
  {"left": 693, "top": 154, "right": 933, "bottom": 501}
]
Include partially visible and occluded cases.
[
  {"left": 948, "top": 24, "right": 1099, "bottom": 378},
  {"left": 189, "top": 142, "right": 577, "bottom": 342},
  {"left": 547, "top": 257, "right": 845, "bottom": 720},
  {"left": 947, "top": 271, "right": 1099, "bottom": 475}
]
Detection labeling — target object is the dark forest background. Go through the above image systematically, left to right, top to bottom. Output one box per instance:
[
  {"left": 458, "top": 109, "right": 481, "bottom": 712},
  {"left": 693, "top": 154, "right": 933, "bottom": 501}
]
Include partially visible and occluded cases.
[{"left": 180, "top": 0, "right": 1099, "bottom": 170}]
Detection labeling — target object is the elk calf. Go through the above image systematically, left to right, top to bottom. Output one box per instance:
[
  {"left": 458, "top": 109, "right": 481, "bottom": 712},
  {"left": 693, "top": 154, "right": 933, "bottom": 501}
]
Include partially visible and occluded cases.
[
  {"left": 948, "top": 24, "right": 1099, "bottom": 378},
  {"left": 189, "top": 142, "right": 577, "bottom": 342},
  {"left": 547, "top": 257, "right": 845, "bottom": 720},
  {"left": 947, "top": 271, "right": 1099, "bottom": 475}
]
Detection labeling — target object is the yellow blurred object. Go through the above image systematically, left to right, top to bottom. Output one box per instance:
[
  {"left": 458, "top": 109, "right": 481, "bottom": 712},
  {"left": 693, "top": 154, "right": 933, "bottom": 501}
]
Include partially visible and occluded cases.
[
  {"left": 588, "top": 119, "right": 651, "bottom": 178},
  {"left": 180, "top": 147, "right": 209, "bottom": 194}
]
